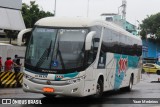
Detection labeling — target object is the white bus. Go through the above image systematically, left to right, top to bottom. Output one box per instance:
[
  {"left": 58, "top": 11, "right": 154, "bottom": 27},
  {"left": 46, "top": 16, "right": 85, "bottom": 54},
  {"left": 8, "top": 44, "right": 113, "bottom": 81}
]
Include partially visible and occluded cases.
[{"left": 20, "top": 17, "right": 142, "bottom": 97}]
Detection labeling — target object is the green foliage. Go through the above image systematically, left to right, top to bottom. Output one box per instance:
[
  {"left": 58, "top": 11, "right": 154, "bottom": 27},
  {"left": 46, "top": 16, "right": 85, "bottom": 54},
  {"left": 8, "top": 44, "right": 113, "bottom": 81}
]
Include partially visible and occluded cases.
[
  {"left": 3, "top": 1, "right": 53, "bottom": 45},
  {"left": 21, "top": 1, "right": 54, "bottom": 45},
  {"left": 22, "top": 1, "right": 54, "bottom": 28},
  {"left": 140, "top": 13, "right": 160, "bottom": 41},
  {"left": 156, "top": 28, "right": 160, "bottom": 40},
  {"left": 140, "top": 29, "right": 146, "bottom": 39},
  {"left": 4, "top": 30, "right": 19, "bottom": 44}
]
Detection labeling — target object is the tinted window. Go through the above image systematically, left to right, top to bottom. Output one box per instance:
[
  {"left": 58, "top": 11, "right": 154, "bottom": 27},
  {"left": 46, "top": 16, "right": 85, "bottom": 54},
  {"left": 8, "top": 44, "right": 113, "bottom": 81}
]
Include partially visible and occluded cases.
[{"left": 101, "top": 28, "right": 142, "bottom": 56}]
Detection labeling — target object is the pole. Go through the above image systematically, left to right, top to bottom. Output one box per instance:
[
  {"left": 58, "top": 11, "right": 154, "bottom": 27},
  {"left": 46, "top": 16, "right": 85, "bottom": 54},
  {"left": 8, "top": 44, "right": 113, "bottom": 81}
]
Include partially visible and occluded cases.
[
  {"left": 54, "top": 0, "right": 56, "bottom": 16},
  {"left": 87, "top": 0, "right": 89, "bottom": 17}
]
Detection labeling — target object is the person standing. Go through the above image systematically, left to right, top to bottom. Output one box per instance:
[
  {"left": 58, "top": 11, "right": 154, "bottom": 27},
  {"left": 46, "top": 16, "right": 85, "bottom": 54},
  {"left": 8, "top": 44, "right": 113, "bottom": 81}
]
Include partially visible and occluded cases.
[
  {"left": 13, "top": 54, "right": 18, "bottom": 71},
  {"left": 13, "top": 55, "right": 21, "bottom": 87},
  {"left": 0, "top": 56, "right": 2, "bottom": 72},
  {"left": 5, "top": 57, "right": 15, "bottom": 71},
  {"left": 15, "top": 59, "right": 21, "bottom": 72}
]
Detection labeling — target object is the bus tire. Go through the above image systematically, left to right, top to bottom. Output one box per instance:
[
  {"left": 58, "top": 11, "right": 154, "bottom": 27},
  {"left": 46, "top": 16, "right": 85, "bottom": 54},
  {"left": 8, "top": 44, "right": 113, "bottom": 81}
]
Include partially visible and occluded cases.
[
  {"left": 142, "top": 69, "right": 145, "bottom": 73},
  {"left": 125, "top": 76, "right": 133, "bottom": 92},
  {"left": 94, "top": 78, "right": 103, "bottom": 98},
  {"left": 43, "top": 94, "right": 56, "bottom": 98}
]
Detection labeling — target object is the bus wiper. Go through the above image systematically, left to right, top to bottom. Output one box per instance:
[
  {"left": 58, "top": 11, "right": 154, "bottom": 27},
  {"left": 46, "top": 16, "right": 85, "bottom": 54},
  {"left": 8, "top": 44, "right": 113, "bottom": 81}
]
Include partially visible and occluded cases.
[
  {"left": 36, "top": 40, "right": 52, "bottom": 67},
  {"left": 47, "top": 40, "right": 52, "bottom": 59},
  {"left": 56, "top": 41, "right": 65, "bottom": 69},
  {"left": 58, "top": 50, "right": 65, "bottom": 69}
]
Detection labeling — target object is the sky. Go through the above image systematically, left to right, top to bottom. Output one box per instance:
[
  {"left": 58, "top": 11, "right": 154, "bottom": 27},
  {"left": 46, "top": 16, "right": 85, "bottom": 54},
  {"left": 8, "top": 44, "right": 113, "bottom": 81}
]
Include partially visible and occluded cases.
[{"left": 22, "top": 0, "right": 160, "bottom": 26}]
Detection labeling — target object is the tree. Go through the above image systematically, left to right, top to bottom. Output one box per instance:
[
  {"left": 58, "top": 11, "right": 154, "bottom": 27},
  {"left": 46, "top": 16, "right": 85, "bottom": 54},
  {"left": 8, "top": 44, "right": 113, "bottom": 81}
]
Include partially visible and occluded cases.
[
  {"left": 4, "top": 1, "right": 54, "bottom": 45},
  {"left": 21, "top": 1, "right": 54, "bottom": 45},
  {"left": 22, "top": 1, "right": 54, "bottom": 28},
  {"left": 140, "top": 13, "right": 160, "bottom": 41},
  {"left": 140, "top": 29, "right": 146, "bottom": 40},
  {"left": 4, "top": 30, "right": 19, "bottom": 44}
]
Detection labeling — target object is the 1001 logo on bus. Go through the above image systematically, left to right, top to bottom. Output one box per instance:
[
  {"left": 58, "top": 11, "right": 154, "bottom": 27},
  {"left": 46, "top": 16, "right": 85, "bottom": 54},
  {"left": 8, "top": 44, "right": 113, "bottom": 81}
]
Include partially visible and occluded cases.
[{"left": 118, "top": 58, "right": 128, "bottom": 75}]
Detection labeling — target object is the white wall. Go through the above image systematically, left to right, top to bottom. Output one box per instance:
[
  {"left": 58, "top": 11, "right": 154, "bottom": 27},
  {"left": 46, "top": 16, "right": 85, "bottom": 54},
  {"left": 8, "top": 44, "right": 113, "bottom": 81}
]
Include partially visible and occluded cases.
[
  {"left": 0, "top": 0, "right": 25, "bottom": 30},
  {"left": 0, "top": 43, "right": 26, "bottom": 66}
]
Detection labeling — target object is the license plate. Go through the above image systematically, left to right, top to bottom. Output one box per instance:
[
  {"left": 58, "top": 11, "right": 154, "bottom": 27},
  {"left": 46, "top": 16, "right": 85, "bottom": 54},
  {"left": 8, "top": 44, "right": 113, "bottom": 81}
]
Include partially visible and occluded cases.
[{"left": 43, "top": 87, "right": 54, "bottom": 93}]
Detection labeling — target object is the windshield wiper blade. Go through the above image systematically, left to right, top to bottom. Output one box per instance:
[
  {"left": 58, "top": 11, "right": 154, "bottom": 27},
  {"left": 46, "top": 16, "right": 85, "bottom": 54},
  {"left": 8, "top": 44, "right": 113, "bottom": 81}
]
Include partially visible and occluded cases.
[
  {"left": 36, "top": 40, "right": 52, "bottom": 67},
  {"left": 47, "top": 40, "right": 52, "bottom": 59},
  {"left": 55, "top": 41, "right": 65, "bottom": 69},
  {"left": 58, "top": 50, "right": 65, "bottom": 69}
]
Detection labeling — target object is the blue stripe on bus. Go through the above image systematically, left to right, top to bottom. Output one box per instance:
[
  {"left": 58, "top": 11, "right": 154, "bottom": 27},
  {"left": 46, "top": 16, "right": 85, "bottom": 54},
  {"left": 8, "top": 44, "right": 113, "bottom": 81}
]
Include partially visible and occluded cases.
[{"left": 114, "top": 54, "right": 139, "bottom": 89}]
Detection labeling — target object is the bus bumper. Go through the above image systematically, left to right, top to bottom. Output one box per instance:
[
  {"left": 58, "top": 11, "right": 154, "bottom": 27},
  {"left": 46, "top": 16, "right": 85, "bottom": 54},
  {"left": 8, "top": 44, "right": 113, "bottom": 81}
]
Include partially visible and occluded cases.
[{"left": 23, "top": 77, "right": 85, "bottom": 97}]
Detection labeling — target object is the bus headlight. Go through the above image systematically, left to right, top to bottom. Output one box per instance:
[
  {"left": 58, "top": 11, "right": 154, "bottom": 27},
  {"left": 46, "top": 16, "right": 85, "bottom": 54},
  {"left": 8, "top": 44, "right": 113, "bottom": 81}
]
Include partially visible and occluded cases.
[
  {"left": 24, "top": 73, "right": 33, "bottom": 80},
  {"left": 67, "top": 75, "right": 86, "bottom": 84}
]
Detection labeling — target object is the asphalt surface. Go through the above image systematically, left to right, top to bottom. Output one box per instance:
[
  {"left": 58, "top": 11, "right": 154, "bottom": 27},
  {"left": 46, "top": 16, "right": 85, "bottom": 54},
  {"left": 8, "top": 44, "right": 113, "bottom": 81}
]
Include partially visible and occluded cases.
[{"left": 0, "top": 73, "right": 160, "bottom": 107}]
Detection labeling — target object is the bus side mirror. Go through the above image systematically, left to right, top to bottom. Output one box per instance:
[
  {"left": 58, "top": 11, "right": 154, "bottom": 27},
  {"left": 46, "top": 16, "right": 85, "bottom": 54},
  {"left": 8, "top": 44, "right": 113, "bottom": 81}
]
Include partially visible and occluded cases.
[
  {"left": 17, "top": 28, "right": 32, "bottom": 46},
  {"left": 85, "top": 31, "right": 96, "bottom": 51}
]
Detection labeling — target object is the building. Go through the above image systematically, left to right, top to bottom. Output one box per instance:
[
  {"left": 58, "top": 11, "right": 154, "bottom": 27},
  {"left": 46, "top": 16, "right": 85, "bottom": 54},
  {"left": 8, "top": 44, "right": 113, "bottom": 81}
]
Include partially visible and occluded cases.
[
  {"left": 0, "top": 0, "right": 25, "bottom": 31},
  {"left": 0, "top": 0, "right": 26, "bottom": 66},
  {"left": 101, "top": 0, "right": 159, "bottom": 64},
  {"left": 101, "top": 13, "right": 138, "bottom": 36},
  {"left": 101, "top": 13, "right": 160, "bottom": 64},
  {"left": 125, "top": 21, "right": 137, "bottom": 36},
  {"left": 0, "top": 29, "right": 6, "bottom": 38},
  {"left": 142, "top": 38, "right": 160, "bottom": 63},
  {"left": 0, "top": 43, "right": 26, "bottom": 66}
]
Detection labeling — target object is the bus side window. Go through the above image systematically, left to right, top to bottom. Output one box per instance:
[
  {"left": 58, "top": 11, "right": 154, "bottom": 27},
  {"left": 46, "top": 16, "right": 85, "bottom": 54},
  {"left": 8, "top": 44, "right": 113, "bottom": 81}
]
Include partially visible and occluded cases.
[
  {"left": 93, "top": 38, "right": 99, "bottom": 57},
  {"left": 97, "top": 50, "right": 106, "bottom": 69}
]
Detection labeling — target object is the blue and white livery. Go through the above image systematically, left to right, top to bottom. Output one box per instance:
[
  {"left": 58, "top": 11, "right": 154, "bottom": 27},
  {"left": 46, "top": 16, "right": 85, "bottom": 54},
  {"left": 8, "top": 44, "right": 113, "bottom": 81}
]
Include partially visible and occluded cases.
[{"left": 19, "top": 17, "right": 142, "bottom": 97}]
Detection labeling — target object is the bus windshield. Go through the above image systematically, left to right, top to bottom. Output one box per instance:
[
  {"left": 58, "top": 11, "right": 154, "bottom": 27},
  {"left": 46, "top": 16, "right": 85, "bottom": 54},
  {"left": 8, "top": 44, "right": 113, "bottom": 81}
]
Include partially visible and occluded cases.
[{"left": 25, "top": 27, "right": 88, "bottom": 72}]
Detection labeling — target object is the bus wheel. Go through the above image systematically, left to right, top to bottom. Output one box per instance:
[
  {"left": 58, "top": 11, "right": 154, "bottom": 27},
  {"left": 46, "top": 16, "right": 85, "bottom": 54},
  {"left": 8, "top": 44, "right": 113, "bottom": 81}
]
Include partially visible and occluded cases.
[
  {"left": 125, "top": 76, "right": 133, "bottom": 91},
  {"left": 94, "top": 79, "right": 103, "bottom": 98},
  {"left": 43, "top": 94, "right": 56, "bottom": 98}
]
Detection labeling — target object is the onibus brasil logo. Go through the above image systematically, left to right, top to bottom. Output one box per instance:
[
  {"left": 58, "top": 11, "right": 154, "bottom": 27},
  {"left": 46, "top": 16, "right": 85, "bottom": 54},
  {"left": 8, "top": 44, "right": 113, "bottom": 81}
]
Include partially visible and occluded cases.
[{"left": 118, "top": 58, "right": 128, "bottom": 75}]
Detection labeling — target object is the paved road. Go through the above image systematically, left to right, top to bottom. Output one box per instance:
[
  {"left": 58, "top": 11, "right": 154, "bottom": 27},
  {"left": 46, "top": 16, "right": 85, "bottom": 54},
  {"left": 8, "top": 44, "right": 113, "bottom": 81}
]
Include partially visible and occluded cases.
[{"left": 0, "top": 73, "right": 160, "bottom": 107}]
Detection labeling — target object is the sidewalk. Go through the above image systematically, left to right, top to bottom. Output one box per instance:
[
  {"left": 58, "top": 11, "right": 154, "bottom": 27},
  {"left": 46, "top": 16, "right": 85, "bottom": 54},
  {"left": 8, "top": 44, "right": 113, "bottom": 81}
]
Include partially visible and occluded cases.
[{"left": 141, "top": 73, "right": 160, "bottom": 82}]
